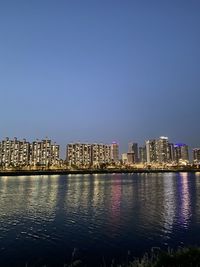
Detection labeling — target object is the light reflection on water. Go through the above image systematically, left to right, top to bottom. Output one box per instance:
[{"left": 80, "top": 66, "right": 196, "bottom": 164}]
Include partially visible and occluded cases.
[
  {"left": 0, "top": 173, "right": 199, "bottom": 266},
  {"left": 163, "top": 173, "right": 176, "bottom": 235},
  {"left": 178, "top": 173, "right": 191, "bottom": 228},
  {"left": 195, "top": 173, "right": 200, "bottom": 223},
  {"left": 0, "top": 175, "right": 59, "bottom": 221}
]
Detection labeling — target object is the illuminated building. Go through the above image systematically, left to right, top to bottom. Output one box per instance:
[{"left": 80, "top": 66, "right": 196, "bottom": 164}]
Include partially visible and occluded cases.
[
  {"left": 0, "top": 136, "right": 195, "bottom": 168},
  {"left": 157, "top": 136, "right": 169, "bottom": 163},
  {"left": 0, "top": 137, "right": 30, "bottom": 167},
  {"left": 0, "top": 137, "right": 18, "bottom": 167},
  {"left": 146, "top": 137, "right": 175, "bottom": 164},
  {"left": 18, "top": 139, "right": 30, "bottom": 166},
  {"left": 30, "top": 139, "right": 59, "bottom": 166},
  {"left": 146, "top": 139, "right": 157, "bottom": 163},
  {"left": 30, "top": 141, "right": 42, "bottom": 166},
  {"left": 111, "top": 142, "right": 119, "bottom": 163},
  {"left": 128, "top": 142, "right": 138, "bottom": 163},
  {"left": 51, "top": 143, "right": 60, "bottom": 166},
  {"left": 66, "top": 143, "right": 111, "bottom": 167},
  {"left": 67, "top": 143, "right": 91, "bottom": 167},
  {"left": 168, "top": 143, "right": 175, "bottom": 162},
  {"left": 174, "top": 143, "right": 189, "bottom": 163},
  {"left": 91, "top": 144, "right": 111, "bottom": 166},
  {"left": 139, "top": 146, "right": 147, "bottom": 163},
  {"left": 193, "top": 148, "right": 200, "bottom": 164},
  {"left": 127, "top": 152, "right": 134, "bottom": 164},
  {"left": 122, "top": 153, "right": 128, "bottom": 164}
]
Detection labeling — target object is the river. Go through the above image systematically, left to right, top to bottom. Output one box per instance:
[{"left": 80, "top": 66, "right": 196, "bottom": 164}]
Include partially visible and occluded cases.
[{"left": 0, "top": 172, "right": 200, "bottom": 266}]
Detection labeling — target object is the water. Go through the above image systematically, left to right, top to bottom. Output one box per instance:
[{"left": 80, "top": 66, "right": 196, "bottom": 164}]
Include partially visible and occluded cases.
[{"left": 0, "top": 172, "right": 200, "bottom": 266}]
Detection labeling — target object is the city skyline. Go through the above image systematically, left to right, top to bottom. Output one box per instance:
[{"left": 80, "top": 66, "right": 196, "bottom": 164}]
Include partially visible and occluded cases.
[
  {"left": 1, "top": 1, "right": 200, "bottom": 156},
  {"left": 0, "top": 135, "right": 200, "bottom": 165}
]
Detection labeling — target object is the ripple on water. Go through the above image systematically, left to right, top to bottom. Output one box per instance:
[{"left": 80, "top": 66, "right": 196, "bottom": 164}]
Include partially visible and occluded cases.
[{"left": 0, "top": 173, "right": 200, "bottom": 266}]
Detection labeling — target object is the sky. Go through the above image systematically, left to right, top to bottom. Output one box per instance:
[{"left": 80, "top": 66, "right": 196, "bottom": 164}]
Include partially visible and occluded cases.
[{"left": 0, "top": 0, "right": 200, "bottom": 157}]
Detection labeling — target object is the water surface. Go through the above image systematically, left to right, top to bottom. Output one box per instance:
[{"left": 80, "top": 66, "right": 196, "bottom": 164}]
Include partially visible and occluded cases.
[{"left": 0, "top": 172, "right": 200, "bottom": 266}]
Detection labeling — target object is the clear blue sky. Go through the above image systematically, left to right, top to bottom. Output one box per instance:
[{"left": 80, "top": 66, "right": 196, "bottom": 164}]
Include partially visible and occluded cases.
[{"left": 0, "top": 0, "right": 199, "bottom": 157}]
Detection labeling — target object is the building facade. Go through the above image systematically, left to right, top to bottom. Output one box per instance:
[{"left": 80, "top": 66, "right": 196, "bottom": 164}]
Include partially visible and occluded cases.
[
  {"left": 156, "top": 136, "right": 169, "bottom": 163},
  {"left": 0, "top": 137, "right": 30, "bottom": 167},
  {"left": 145, "top": 137, "right": 177, "bottom": 164},
  {"left": 0, "top": 138, "right": 59, "bottom": 168},
  {"left": 30, "top": 139, "right": 59, "bottom": 166},
  {"left": 146, "top": 139, "right": 158, "bottom": 163},
  {"left": 111, "top": 142, "right": 119, "bottom": 163},
  {"left": 128, "top": 142, "right": 138, "bottom": 163},
  {"left": 66, "top": 143, "right": 111, "bottom": 167},
  {"left": 67, "top": 143, "right": 92, "bottom": 167},
  {"left": 168, "top": 143, "right": 175, "bottom": 162},
  {"left": 174, "top": 143, "right": 189, "bottom": 163},
  {"left": 139, "top": 146, "right": 147, "bottom": 163},
  {"left": 193, "top": 148, "right": 200, "bottom": 164}
]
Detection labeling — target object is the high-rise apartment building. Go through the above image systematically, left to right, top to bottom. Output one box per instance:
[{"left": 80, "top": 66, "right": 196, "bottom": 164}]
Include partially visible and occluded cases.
[
  {"left": 156, "top": 136, "right": 169, "bottom": 163},
  {"left": 0, "top": 137, "right": 30, "bottom": 167},
  {"left": 146, "top": 137, "right": 175, "bottom": 164},
  {"left": 0, "top": 138, "right": 59, "bottom": 167},
  {"left": 18, "top": 139, "right": 30, "bottom": 166},
  {"left": 30, "top": 139, "right": 59, "bottom": 166},
  {"left": 41, "top": 139, "right": 52, "bottom": 166},
  {"left": 146, "top": 139, "right": 157, "bottom": 163},
  {"left": 30, "top": 140, "right": 42, "bottom": 166},
  {"left": 51, "top": 142, "right": 60, "bottom": 166},
  {"left": 111, "top": 142, "right": 119, "bottom": 163},
  {"left": 128, "top": 142, "right": 138, "bottom": 163},
  {"left": 66, "top": 143, "right": 111, "bottom": 167},
  {"left": 67, "top": 143, "right": 91, "bottom": 167},
  {"left": 168, "top": 143, "right": 175, "bottom": 162},
  {"left": 174, "top": 143, "right": 189, "bottom": 163},
  {"left": 91, "top": 144, "right": 111, "bottom": 166},
  {"left": 139, "top": 146, "right": 147, "bottom": 163},
  {"left": 193, "top": 148, "right": 200, "bottom": 163},
  {"left": 121, "top": 152, "right": 134, "bottom": 165},
  {"left": 127, "top": 152, "right": 135, "bottom": 164},
  {"left": 122, "top": 153, "right": 128, "bottom": 164}
]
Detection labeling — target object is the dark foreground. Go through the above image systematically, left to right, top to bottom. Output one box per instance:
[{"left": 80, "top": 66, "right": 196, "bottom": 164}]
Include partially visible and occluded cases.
[
  {"left": 23, "top": 247, "right": 200, "bottom": 267},
  {"left": 126, "top": 247, "right": 200, "bottom": 267}
]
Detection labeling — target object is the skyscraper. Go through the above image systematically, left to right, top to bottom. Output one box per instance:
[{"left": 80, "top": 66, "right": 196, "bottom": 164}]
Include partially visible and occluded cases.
[
  {"left": 156, "top": 136, "right": 169, "bottom": 163},
  {"left": 0, "top": 137, "right": 30, "bottom": 167},
  {"left": 0, "top": 137, "right": 59, "bottom": 168},
  {"left": 145, "top": 137, "right": 176, "bottom": 164},
  {"left": 30, "top": 139, "right": 59, "bottom": 167},
  {"left": 146, "top": 139, "right": 157, "bottom": 163},
  {"left": 111, "top": 142, "right": 119, "bottom": 163},
  {"left": 128, "top": 142, "right": 138, "bottom": 163},
  {"left": 66, "top": 143, "right": 111, "bottom": 167},
  {"left": 67, "top": 143, "right": 91, "bottom": 167},
  {"left": 168, "top": 143, "right": 175, "bottom": 162},
  {"left": 174, "top": 143, "right": 189, "bottom": 163},
  {"left": 91, "top": 144, "right": 111, "bottom": 166},
  {"left": 139, "top": 146, "right": 147, "bottom": 163},
  {"left": 193, "top": 148, "right": 200, "bottom": 164}
]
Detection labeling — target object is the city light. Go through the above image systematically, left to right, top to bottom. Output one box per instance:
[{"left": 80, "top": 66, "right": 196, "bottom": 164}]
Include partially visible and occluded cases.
[{"left": 0, "top": 136, "right": 199, "bottom": 171}]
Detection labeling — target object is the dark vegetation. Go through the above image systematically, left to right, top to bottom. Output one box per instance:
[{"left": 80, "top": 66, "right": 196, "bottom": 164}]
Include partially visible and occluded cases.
[{"left": 24, "top": 247, "right": 200, "bottom": 267}]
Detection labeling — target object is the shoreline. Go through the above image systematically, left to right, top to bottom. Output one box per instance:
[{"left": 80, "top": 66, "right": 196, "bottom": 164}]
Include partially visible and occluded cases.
[{"left": 0, "top": 168, "right": 199, "bottom": 176}]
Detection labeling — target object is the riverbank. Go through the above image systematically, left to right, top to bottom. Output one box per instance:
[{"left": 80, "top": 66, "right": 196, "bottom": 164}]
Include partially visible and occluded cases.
[
  {"left": 0, "top": 167, "right": 199, "bottom": 176},
  {"left": 22, "top": 247, "right": 200, "bottom": 266},
  {"left": 123, "top": 247, "right": 200, "bottom": 267}
]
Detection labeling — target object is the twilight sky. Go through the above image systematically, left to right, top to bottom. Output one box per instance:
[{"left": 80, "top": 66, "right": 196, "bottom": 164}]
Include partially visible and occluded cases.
[{"left": 0, "top": 0, "right": 200, "bottom": 157}]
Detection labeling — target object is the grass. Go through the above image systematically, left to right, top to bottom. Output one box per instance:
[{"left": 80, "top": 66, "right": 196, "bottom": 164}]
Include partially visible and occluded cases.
[{"left": 113, "top": 247, "right": 200, "bottom": 267}]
